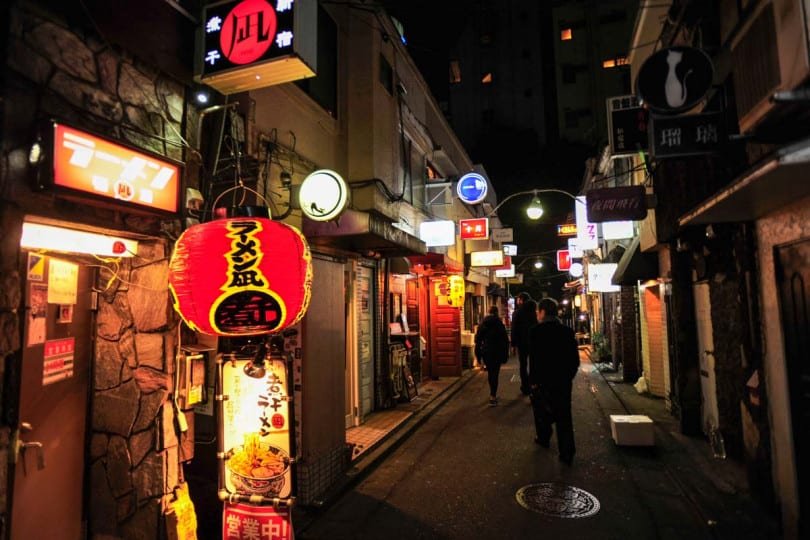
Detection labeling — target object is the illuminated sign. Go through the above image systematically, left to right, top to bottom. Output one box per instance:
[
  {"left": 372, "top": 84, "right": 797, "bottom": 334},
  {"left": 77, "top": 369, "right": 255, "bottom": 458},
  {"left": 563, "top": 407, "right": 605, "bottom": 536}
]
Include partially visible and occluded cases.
[
  {"left": 199, "top": 0, "right": 317, "bottom": 94},
  {"left": 53, "top": 124, "right": 180, "bottom": 213},
  {"left": 299, "top": 169, "right": 348, "bottom": 221},
  {"left": 456, "top": 172, "right": 488, "bottom": 204},
  {"left": 575, "top": 196, "right": 598, "bottom": 250},
  {"left": 459, "top": 218, "right": 489, "bottom": 240},
  {"left": 419, "top": 220, "right": 455, "bottom": 247},
  {"left": 602, "top": 220, "right": 634, "bottom": 240},
  {"left": 21, "top": 222, "right": 138, "bottom": 258},
  {"left": 557, "top": 223, "right": 577, "bottom": 236},
  {"left": 491, "top": 228, "right": 513, "bottom": 243},
  {"left": 567, "top": 238, "right": 583, "bottom": 258},
  {"left": 503, "top": 244, "right": 517, "bottom": 256},
  {"left": 470, "top": 250, "right": 504, "bottom": 267},
  {"left": 557, "top": 250, "right": 571, "bottom": 271},
  {"left": 494, "top": 255, "right": 512, "bottom": 272},
  {"left": 569, "top": 262, "right": 584, "bottom": 278},
  {"left": 588, "top": 263, "right": 620, "bottom": 292},
  {"left": 495, "top": 265, "right": 516, "bottom": 278},
  {"left": 220, "top": 355, "right": 293, "bottom": 501},
  {"left": 223, "top": 503, "right": 292, "bottom": 539}
]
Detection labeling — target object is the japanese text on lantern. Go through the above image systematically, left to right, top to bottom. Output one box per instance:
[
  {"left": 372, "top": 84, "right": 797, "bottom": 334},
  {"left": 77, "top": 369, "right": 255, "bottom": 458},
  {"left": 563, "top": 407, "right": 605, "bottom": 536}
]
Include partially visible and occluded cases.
[{"left": 226, "top": 220, "right": 268, "bottom": 289}]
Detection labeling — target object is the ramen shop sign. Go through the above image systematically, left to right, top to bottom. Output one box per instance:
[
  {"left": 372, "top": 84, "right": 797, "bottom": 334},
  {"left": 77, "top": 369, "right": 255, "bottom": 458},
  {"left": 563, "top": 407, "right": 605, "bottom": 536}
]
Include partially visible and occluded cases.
[{"left": 198, "top": 0, "right": 317, "bottom": 94}]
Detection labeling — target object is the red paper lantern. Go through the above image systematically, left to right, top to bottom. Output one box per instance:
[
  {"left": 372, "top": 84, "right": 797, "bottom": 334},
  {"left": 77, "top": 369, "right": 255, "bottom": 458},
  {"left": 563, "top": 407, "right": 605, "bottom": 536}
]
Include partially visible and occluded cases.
[{"left": 169, "top": 216, "right": 312, "bottom": 336}]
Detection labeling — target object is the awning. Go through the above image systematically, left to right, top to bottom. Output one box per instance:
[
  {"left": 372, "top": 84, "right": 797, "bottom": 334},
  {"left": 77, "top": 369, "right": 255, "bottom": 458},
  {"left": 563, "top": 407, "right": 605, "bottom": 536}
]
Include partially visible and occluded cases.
[
  {"left": 679, "top": 137, "right": 810, "bottom": 226},
  {"left": 303, "top": 209, "right": 426, "bottom": 256},
  {"left": 612, "top": 236, "right": 658, "bottom": 285},
  {"left": 408, "top": 252, "right": 464, "bottom": 274}
]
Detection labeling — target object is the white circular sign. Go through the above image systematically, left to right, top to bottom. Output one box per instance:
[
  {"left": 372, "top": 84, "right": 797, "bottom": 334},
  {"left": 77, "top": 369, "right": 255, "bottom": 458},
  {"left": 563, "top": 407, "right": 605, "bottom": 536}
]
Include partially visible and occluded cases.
[
  {"left": 299, "top": 169, "right": 348, "bottom": 221},
  {"left": 569, "top": 262, "right": 584, "bottom": 278}
]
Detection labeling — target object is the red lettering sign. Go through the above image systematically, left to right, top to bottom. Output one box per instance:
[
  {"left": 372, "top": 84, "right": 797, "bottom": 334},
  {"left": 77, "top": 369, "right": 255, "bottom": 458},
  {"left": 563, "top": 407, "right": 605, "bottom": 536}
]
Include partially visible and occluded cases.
[
  {"left": 220, "top": 0, "right": 278, "bottom": 65},
  {"left": 459, "top": 218, "right": 489, "bottom": 240},
  {"left": 557, "top": 250, "right": 571, "bottom": 272},
  {"left": 223, "top": 503, "right": 292, "bottom": 540}
]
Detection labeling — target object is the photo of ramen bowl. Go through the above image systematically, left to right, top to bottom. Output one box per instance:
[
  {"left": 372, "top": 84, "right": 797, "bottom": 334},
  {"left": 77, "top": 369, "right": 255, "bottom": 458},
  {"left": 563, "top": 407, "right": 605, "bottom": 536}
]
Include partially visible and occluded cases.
[{"left": 226, "top": 441, "right": 291, "bottom": 496}]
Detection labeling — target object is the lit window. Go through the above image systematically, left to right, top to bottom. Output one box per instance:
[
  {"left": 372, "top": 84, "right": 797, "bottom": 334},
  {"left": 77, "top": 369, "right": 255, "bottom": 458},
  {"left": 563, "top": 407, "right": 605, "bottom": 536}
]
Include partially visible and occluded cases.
[
  {"left": 561, "top": 28, "right": 572, "bottom": 40},
  {"left": 603, "top": 55, "right": 629, "bottom": 69},
  {"left": 616, "top": 55, "right": 629, "bottom": 66},
  {"left": 602, "top": 59, "right": 616, "bottom": 68},
  {"left": 449, "top": 60, "right": 461, "bottom": 84},
  {"left": 481, "top": 72, "right": 493, "bottom": 84}
]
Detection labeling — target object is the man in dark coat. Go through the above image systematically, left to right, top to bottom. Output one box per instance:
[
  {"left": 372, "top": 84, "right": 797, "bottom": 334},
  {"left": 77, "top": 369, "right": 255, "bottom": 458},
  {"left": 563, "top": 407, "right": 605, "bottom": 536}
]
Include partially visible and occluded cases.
[
  {"left": 511, "top": 292, "right": 537, "bottom": 395},
  {"left": 528, "top": 297, "right": 580, "bottom": 464},
  {"left": 475, "top": 306, "right": 509, "bottom": 406}
]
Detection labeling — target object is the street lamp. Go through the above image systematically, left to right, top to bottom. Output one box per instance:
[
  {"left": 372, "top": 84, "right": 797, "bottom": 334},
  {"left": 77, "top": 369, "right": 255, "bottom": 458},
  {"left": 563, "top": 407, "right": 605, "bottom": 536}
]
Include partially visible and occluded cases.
[
  {"left": 484, "top": 188, "right": 581, "bottom": 220},
  {"left": 525, "top": 193, "right": 544, "bottom": 220},
  {"left": 533, "top": 260, "right": 544, "bottom": 269}
]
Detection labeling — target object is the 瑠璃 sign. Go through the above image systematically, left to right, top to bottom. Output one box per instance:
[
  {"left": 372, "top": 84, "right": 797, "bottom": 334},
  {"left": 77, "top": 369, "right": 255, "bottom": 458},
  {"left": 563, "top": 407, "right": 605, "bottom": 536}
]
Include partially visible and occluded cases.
[
  {"left": 198, "top": 0, "right": 317, "bottom": 94},
  {"left": 637, "top": 46, "right": 714, "bottom": 114},
  {"left": 607, "top": 95, "right": 649, "bottom": 156},
  {"left": 650, "top": 112, "right": 726, "bottom": 158},
  {"left": 52, "top": 123, "right": 180, "bottom": 214},
  {"left": 456, "top": 172, "right": 488, "bottom": 205},
  {"left": 586, "top": 186, "right": 647, "bottom": 223},
  {"left": 459, "top": 218, "right": 489, "bottom": 240},
  {"left": 470, "top": 250, "right": 504, "bottom": 267},
  {"left": 222, "top": 502, "right": 292, "bottom": 540}
]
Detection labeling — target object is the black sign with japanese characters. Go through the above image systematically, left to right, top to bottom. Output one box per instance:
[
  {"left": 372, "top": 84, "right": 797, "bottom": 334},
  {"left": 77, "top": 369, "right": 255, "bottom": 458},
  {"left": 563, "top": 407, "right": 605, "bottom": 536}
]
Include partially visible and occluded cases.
[
  {"left": 201, "top": 0, "right": 296, "bottom": 77},
  {"left": 637, "top": 47, "right": 714, "bottom": 114},
  {"left": 608, "top": 95, "right": 649, "bottom": 156},
  {"left": 650, "top": 112, "right": 726, "bottom": 158},
  {"left": 586, "top": 185, "right": 647, "bottom": 223}
]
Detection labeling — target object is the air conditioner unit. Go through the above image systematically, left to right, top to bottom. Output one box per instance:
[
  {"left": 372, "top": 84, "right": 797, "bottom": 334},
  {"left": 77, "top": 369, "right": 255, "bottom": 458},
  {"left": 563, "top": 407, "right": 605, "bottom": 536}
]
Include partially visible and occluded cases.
[{"left": 731, "top": 0, "right": 810, "bottom": 133}]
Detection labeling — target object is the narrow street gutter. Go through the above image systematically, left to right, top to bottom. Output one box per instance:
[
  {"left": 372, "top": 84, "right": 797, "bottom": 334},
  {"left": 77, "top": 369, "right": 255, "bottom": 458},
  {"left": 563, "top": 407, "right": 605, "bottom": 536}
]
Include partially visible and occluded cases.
[{"left": 294, "top": 369, "right": 479, "bottom": 533}]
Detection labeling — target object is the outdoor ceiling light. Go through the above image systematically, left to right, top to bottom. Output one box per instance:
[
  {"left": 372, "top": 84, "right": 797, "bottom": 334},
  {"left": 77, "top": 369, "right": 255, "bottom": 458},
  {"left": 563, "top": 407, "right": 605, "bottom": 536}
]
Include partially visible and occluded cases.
[
  {"left": 526, "top": 193, "right": 544, "bottom": 220},
  {"left": 534, "top": 260, "right": 544, "bottom": 269}
]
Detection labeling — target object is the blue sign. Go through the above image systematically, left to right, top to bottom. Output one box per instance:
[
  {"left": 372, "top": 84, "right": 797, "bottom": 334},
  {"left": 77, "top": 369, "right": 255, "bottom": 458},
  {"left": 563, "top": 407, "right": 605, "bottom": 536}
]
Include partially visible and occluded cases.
[{"left": 456, "top": 173, "right": 488, "bottom": 205}]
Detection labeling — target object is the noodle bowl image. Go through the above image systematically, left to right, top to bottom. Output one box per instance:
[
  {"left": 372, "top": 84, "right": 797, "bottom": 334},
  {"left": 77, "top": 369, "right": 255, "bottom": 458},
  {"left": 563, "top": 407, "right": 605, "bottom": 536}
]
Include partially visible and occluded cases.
[{"left": 226, "top": 435, "right": 290, "bottom": 496}]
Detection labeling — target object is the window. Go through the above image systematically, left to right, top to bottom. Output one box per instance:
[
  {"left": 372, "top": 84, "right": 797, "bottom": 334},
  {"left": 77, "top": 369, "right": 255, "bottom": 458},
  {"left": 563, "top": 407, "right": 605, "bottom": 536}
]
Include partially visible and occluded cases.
[
  {"left": 295, "top": 5, "right": 338, "bottom": 116},
  {"left": 560, "top": 28, "right": 573, "bottom": 40},
  {"left": 380, "top": 54, "right": 394, "bottom": 94},
  {"left": 603, "top": 55, "right": 629, "bottom": 69},
  {"left": 602, "top": 59, "right": 616, "bottom": 68},
  {"left": 449, "top": 60, "right": 461, "bottom": 84},
  {"left": 481, "top": 72, "right": 493, "bottom": 84},
  {"left": 426, "top": 162, "right": 441, "bottom": 181}
]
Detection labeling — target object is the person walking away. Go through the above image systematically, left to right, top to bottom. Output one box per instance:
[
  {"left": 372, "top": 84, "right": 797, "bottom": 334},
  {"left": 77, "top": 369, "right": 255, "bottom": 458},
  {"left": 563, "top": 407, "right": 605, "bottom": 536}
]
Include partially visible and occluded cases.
[
  {"left": 511, "top": 292, "right": 537, "bottom": 395},
  {"left": 528, "top": 297, "right": 580, "bottom": 464},
  {"left": 475, "top": 306, "right": 509, "bottom": 406}
]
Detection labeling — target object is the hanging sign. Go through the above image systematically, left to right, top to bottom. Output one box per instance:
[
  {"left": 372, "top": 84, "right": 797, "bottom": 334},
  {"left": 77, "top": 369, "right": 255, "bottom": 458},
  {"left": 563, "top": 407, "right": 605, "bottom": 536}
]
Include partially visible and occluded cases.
[
  {"left": 199, "top": 0, "right": 317, "bottom": 94},
  {"left": 636, "top": 46, "right": 714, "bottom": 114},
  {"left": 608, "top": 95, "right": 649, "bottom": 156},
  {"left": 650, "top": 112, "right": 726, "bottom": 158},
  {"left": 51, "top": 123, "right": 181, "bottom": 214},
  {"left": 299, "top": 169, "right": 348, "bottom": 221},
  {"left": 455, "top": 172, "right": 488, "bottom": 204},
  {"left": 586, "top": 185, "right": 647, "bottom": 222},
  {"left": 575, "top": 197, "right": 598, "bottom": 250},
  {"left": 169, "top": 217, "right": 312, "bottom": 336},
  {"left": 459, "top": 218, "right": 489, "bottom": 240},
  {"left": 419, "top": 220, "right": 455, "bottom": 247},
  {"left": 602, "top": 221, "right": 634, "bottom": 240},
  {"left": 557, "top": 223, "right": 577, "bottom": 237},
  {"left": 491, "top": 228, "right": 513, "bottom": 243},
  {"left": 567, "top": 238, "right": 583, "bottom": 258},
  {"left": 502, "top": 244, "right": 517, "bottom": 256},
  {"left": 470, "top": 250, "right": 504, "bottom": 267},
  {"left": 557, "top": 250, "right": 571, "bottom": 272},
  {"left": 27, "top": 253, "right": 45, "bottom": 281},
  {"left": 494, "top": 255, "right": 512, "bottom": 272},
  {"left": 588, "top": 263, "right": 621, "bottom": 292},
  {"left": 495, "top": 265, "right": 516, "bottom": 278},
  {"left": 506, "top": 273, "right": 523, "bottom": 284},
  {"left": 447, "top": 275, "right": 465, "bottom": 307},
  {"left": 43, "top": 338, "right": 75, "bottom": 385},
  {"left": 221, "top": 356, "right": 293, "bottom": 501},
  {"left": 222, "top": 502, "right": 293, "bottom": 540}
]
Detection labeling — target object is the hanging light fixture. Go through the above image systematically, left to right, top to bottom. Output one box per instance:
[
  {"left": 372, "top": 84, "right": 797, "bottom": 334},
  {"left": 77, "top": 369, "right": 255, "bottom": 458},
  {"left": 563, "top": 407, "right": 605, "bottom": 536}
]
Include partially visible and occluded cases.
[
  {"left": 525, "top": 191, "right": 544, "bottom": 220},
  {"left": 533, "top": 260, "right": 544, "bottom": 269}
]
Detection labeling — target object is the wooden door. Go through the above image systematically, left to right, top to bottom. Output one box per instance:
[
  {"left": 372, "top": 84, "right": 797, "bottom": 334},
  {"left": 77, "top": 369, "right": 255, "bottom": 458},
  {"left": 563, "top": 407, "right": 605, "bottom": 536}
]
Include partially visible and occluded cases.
[
  {"left": 775, "top": 238, "right": 810, "bottom": 537},
  {"left": 11, "top": 253, "right": 94, "bottom": 540},
  {"left": 428, "top": 278, "right": 461, "bottom": 378},
  {"left": 693, "top": 282, "right": 719, "bottom": 436}
]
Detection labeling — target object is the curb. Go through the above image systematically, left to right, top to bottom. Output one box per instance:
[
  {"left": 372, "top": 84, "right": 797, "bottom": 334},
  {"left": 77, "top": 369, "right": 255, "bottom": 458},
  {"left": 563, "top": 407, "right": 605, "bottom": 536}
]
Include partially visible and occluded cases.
[{"left": 294, "top": 369, "right": 479, "bottom": 534}]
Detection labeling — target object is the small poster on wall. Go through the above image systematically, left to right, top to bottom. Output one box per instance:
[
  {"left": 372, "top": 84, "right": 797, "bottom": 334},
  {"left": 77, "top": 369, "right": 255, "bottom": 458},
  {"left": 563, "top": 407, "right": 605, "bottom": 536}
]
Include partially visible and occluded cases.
[
  {"left": 48, "top": 259, "right": 78, "bottom": 305},
  {"left": 27, "top": 283, "right": 48, "bottom": 346},
  {"left": 43, "top": 337, "right": 75, "bottom": 385}
]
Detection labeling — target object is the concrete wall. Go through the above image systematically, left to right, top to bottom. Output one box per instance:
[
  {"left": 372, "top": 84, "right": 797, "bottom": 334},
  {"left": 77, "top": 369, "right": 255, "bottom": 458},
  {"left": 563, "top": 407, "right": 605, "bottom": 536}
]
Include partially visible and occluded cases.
[{"left": 756, "top": 195, "right": 810, "bottom": 540}]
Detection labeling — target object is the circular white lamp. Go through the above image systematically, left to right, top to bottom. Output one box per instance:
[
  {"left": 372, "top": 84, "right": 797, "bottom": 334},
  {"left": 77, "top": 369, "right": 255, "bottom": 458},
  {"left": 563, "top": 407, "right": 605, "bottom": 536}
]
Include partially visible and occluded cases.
[
  {"left": 299, "top": 169, "right": 349, "bottom": 221},
  {"left": 526, "top": 195, "right": 544, "bottom": 220}
]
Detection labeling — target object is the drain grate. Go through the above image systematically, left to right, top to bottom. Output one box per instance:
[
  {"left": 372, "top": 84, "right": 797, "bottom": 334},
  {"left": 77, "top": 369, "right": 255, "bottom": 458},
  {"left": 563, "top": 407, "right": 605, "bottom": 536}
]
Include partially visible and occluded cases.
[{"left": 515, "top": 483, "right": 600, "bottom": 518}]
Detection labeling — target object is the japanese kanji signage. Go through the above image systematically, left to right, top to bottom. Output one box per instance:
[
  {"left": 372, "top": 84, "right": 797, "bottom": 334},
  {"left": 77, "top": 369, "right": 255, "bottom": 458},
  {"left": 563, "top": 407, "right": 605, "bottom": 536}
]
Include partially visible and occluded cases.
[
  {"left": 199, "top": 0, "right": 317, "bottom": 94},
  {"left": 637, "top": 47, "right": 714, "bottom": 114},
  {"left": 607, "top": 95, "right": 649, "bottom": 157},
  {"left": 650, "top": 112, "right": 726, "bottom": 158},
  {"left": 52, "top": 123, "right": 180, "bottom": 214},
  {"left": 585, "top": 186, "right": 647, "bottom": 222},
  {"left": 574, "top": 197, "right": 598, "bottom": 250},
  {"left": 169, "top": 217, "right": 312, "bottom": 336},
  {"left": 459, "top": 218, "right": 489, "bottom": 240},
  {"left": 557, "top": 223, "right": 577, "bottom": 237},
  {"left": 491, "top": 228, "right": 513, "bottom": 243},
  {"left": 470, "top": 250, "right": 504, "bottom": 267},
  {"left": 557, "top": 250, "right": 571, "bottom": 272},
  {"left": 43, "top": 338, "right": 74, "bottom": 386},
  {"left": 222, "top": 357, "right": 293, "bottom": 500},
  {"left": 222, "top": 503, "right": 293, "bottom": 540}
]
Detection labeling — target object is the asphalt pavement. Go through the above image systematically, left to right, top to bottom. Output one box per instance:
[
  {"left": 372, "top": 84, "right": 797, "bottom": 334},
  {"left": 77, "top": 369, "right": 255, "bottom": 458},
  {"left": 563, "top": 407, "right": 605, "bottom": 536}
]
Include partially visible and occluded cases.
[{"left": 299, "top": 354, "right": 779, "bottom": 540}]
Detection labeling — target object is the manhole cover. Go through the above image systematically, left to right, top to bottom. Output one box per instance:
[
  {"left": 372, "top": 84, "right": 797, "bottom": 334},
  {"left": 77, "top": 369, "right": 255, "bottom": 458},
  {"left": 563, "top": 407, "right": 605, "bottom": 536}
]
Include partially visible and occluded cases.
[{"left": 515, "top": 483, "right": 600, "bottom": 518}]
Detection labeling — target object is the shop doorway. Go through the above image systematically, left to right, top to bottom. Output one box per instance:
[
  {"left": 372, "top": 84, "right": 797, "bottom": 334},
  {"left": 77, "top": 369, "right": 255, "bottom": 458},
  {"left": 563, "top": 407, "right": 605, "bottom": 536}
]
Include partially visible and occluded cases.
[
  {"left": 775, "top": 237, "right": 810, "bottom": 536},
  {"left": 11, "top": 252, "right": 94, "bottom": 540},
  {"left": 428, "top": 278, "right": 461, "bottom": 378},
  {"left": 693, "top": 281, "right": 719, "bottom": 436},
  {"left": 641, "top": 285, "right": 667, "bottom": 398}
]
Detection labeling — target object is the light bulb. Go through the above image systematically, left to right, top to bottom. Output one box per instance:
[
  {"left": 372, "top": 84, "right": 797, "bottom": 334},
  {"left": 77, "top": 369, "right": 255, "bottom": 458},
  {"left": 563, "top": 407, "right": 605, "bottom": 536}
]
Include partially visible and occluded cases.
[
  {"left": 526, "top": 196, "right": 544, "bottom": 220},
  {"left": 534, "top": 261, "right": 544, "bottom": 269}
]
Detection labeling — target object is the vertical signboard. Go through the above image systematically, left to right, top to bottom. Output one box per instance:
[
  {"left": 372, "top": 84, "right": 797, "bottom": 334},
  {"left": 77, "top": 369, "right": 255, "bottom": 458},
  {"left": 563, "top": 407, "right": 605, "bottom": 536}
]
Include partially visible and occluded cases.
[
  {"left": 575, "top": 196, "right": 598, "bottom": 250},
  {"left": 556, "top": 250, "right": 571, "bottom": 272},
  {"left": 43, "top": 338, "right": 75, "bottom": 385},
  {"left": 221, "top": 356, "right": 293, "bottom": 501},
  {"left": 222, "top": 503, "right": 293, "bottom": 539}
]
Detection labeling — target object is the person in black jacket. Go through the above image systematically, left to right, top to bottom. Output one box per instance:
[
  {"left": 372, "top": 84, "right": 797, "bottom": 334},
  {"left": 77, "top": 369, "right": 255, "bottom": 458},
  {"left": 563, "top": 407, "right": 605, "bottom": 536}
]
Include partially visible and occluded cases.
[
  {"left": 511, "top": 292, "right": 538, "bottom": 395},
  {"left": 528, "top": 297, "right": 580, "bottom": 464},
  {"left": 475, "top": 306, "right": 509, "bottom": 406}
]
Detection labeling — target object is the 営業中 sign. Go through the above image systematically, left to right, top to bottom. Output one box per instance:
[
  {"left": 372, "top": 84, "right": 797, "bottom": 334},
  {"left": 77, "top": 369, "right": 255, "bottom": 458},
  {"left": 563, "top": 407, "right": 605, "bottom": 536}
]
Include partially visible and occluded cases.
[{"left": 222, "top": 502, "right": 292, "bottom": 540}]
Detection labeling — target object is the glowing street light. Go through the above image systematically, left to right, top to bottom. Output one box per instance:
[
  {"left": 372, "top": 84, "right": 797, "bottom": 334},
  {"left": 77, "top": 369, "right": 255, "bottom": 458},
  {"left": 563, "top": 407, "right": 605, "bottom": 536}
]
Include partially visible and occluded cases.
[
  {"left": 525, "top": 194, "right": 544, "bottom": 220},
  {"left": 533, "top": 260, "right": 544, "bottom": 269}
]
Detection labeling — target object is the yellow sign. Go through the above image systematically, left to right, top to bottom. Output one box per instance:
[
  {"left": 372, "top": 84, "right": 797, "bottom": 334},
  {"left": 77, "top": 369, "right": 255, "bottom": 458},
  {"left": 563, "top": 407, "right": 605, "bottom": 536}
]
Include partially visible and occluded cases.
[
  {"left": 557, "top": 223, "right": 578, "bottom": 236},
  {"left": 48, "top": 258, "right": 78, "bottom": 305},
  {"left": 448, "top": 275, "right": 465, "bottom": 307},
  {"left": 166, "top": 483, "right": 198, "bottom": 540}
]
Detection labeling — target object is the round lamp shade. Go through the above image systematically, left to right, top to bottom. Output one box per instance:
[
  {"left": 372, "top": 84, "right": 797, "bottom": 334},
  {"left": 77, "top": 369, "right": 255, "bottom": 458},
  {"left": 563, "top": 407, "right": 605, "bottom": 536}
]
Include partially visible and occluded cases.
[
  {"left": 299, "top": 169, "right": 349, "bottom": 221},
  {"left": 169, "top": 217, "right": 312, "bottom": 336}
]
